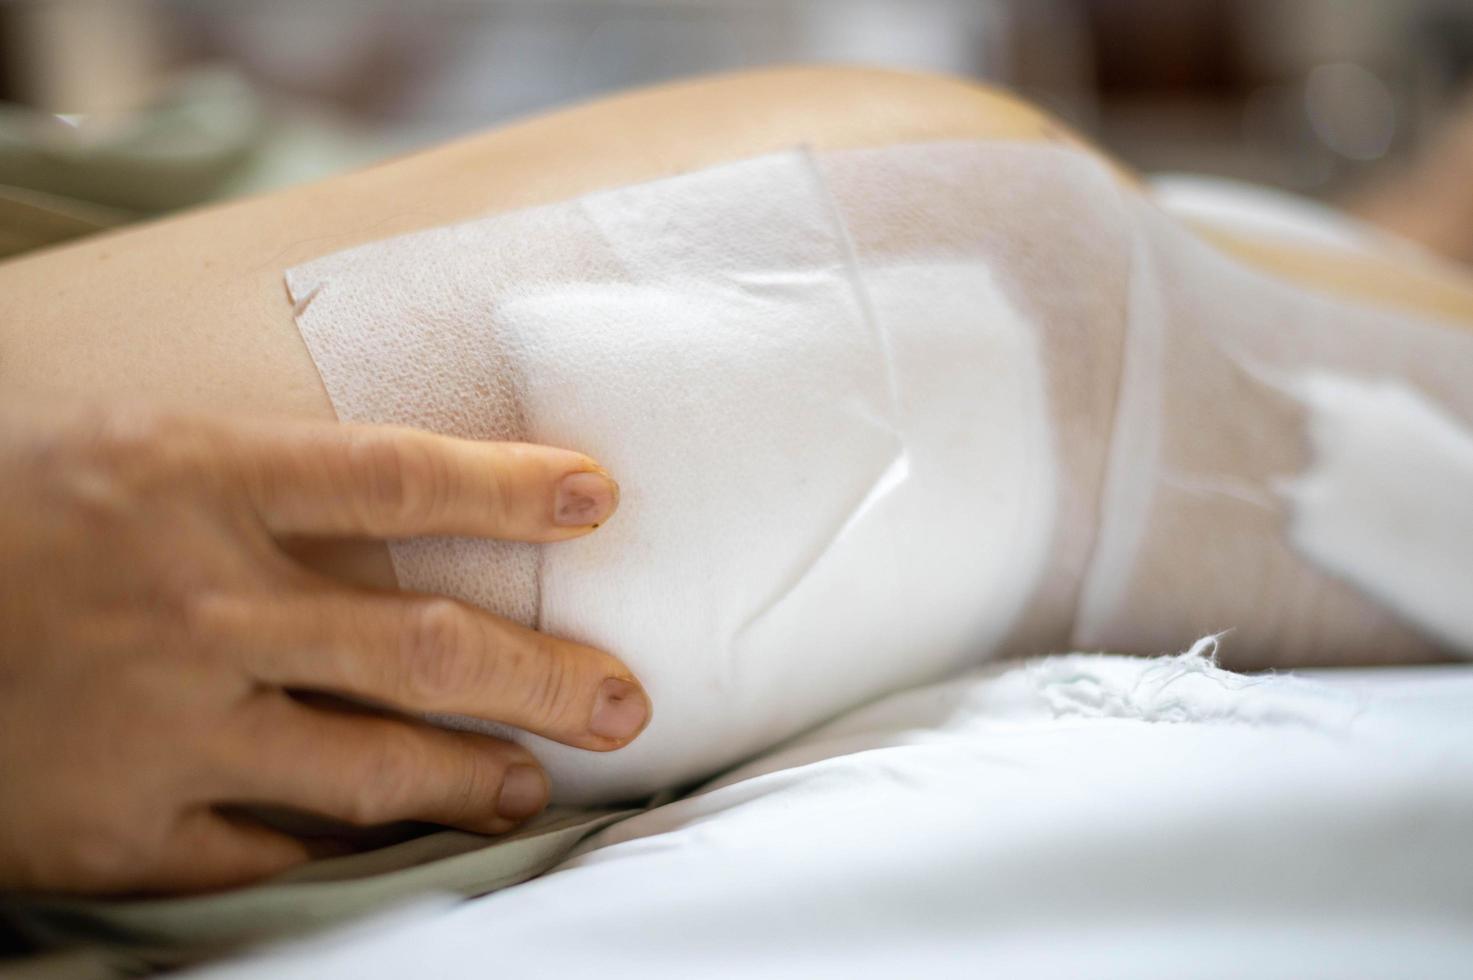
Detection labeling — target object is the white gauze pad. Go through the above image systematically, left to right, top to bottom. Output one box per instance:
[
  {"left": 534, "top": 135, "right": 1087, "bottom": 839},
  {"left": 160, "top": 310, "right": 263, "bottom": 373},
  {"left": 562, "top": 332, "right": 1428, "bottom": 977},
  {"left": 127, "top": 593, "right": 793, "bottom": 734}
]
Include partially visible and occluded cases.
[{"left": 286, "top": 150, "right": 1056, "bottom": 804}]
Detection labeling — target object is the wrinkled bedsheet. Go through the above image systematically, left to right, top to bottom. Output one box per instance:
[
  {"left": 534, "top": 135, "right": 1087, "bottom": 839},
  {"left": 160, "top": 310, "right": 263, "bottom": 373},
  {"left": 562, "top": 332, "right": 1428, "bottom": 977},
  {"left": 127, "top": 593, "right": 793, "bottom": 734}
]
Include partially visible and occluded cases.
[{"left": 200, "top": 642, "right": 1473, "bottom": 979}]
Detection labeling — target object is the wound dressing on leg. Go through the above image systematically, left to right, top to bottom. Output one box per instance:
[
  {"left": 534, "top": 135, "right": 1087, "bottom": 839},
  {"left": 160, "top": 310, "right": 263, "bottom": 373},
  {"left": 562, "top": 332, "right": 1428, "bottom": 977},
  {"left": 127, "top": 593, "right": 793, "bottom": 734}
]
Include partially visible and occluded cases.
[{"left": 287, "top": 142, "right": 1473, "bottom": 805}]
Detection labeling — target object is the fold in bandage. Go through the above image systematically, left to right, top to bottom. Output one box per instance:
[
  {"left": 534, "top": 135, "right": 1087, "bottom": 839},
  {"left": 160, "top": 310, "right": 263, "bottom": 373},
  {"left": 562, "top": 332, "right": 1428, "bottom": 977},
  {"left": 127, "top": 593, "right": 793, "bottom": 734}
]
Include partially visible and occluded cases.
[{"left": 288, "top": 142, "right": 1473, "bottom": 804}]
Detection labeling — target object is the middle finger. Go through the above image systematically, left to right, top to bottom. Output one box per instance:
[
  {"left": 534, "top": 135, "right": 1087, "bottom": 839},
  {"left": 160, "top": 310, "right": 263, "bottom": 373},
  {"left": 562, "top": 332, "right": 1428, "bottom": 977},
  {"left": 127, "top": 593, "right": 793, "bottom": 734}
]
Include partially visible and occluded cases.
[{"left": 207, "top": 590, "right": 651, "bottom": 751}]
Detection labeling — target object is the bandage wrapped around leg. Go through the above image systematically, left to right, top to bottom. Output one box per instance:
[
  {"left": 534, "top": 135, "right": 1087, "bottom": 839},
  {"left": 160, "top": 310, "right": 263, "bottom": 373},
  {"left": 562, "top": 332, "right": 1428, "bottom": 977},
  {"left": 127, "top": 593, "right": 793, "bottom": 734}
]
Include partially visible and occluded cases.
[{"left": 287, "top": 143, "right": 1473, "bottom": 804}]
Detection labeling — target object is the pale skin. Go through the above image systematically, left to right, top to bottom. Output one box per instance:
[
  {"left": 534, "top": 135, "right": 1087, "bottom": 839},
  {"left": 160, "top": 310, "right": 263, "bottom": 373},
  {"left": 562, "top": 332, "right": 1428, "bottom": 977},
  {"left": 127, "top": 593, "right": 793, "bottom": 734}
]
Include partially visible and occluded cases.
[{"left": 1, "top": 66, "right": 1472, "bottom": 898}]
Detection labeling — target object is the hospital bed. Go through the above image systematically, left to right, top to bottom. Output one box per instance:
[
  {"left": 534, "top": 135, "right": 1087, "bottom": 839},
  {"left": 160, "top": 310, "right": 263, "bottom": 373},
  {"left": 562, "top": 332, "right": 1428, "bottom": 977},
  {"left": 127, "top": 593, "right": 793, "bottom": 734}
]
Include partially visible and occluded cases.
[{"left": 192, "top": 647, "right": 1473, "bottom": 979}]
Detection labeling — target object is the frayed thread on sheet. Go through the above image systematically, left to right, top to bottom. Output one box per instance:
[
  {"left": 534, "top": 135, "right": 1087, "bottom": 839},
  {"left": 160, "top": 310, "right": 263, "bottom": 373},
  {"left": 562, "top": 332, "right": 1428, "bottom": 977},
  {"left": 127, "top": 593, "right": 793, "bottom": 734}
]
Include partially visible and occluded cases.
[{"left": 1028, "top": 634, "right": 1361, "bottom": 730}]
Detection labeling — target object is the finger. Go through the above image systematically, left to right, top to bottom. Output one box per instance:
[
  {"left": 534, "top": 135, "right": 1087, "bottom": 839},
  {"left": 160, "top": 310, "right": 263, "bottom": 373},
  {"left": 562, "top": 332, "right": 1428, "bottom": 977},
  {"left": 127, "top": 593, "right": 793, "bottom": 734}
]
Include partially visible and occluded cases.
[
  {"left": 225, "top": 419, "right": 619, "bottom": 540},
  {"left": 215, "top": 589, "right": 650, "bottom": 751},
  {"left": 224, "top": 694, "right": 550, "bottom": 835},
  {"left": 135, "top": 808, "right": 312, "bottom": 895}
]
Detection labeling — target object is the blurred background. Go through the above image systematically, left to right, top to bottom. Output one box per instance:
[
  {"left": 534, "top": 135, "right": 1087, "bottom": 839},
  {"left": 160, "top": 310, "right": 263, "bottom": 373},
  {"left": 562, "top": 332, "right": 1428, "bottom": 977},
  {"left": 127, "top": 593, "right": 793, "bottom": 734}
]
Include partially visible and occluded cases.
[{"left": 2, "top": 0, "right": 1473, "bottom": 260}]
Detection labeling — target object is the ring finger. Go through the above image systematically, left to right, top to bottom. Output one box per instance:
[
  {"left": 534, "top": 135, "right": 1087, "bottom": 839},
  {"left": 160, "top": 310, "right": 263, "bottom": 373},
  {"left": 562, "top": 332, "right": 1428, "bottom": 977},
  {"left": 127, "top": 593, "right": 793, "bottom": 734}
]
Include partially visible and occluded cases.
[{"left": 218, "top": 691, "right": 550, "bottom": 835}]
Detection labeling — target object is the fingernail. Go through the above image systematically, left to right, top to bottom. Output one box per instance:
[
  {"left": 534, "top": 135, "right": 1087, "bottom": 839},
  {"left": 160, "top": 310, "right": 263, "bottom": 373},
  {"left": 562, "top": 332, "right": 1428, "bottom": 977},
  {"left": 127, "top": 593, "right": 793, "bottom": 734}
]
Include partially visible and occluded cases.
[
  {"left": 555, "top": 470, "right": 618, "bottom": 527},
  {"left": 589, "top": 677, "right": 650, "bottom": 742},
  {"left": 497, "top": 765, "right": 548, "bottom": 821}
]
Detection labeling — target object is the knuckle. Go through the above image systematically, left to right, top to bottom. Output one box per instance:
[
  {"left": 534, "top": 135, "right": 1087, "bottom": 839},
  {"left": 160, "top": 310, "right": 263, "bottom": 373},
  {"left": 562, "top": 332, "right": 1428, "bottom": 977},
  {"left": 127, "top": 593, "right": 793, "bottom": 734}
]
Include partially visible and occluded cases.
[
  {"left": 70, "top": 407, "right": 217, "bottom": 499},
  {"left": 88, "top": 408, "right": 189, "bottom": 470},
  {"left": 33, "top": 409, "right": 204, "bottom": 527},
  {"left": 346, "top": 432, "right": 450, "bottom": 532},
  {"left": 484, "top": 458, "right": 517, "bottom": 528},
  {"left": 177, "top": 590, "right": 247, "bottom": 654},
  {"left": 400, "top": 600, "right": 481, "bottom": 701},
  {"left": 517, "top": 638, "right": 580, "bottom": 726},
  {"left": 347, "top": 729, "right": 423, "bottom": 825},
  {"left": 446, "top": 751, "right": 507, "bottom": 827},
  {"left": 56, "top": 825, "right": 154, "bottom": 892}
]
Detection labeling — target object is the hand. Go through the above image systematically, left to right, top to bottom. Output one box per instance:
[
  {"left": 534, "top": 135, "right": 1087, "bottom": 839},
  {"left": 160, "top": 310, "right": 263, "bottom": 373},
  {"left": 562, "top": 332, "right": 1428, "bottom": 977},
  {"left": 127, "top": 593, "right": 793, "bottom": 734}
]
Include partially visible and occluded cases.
[{"left": 0, "top": 404, "right": 649, "bottom": 896}]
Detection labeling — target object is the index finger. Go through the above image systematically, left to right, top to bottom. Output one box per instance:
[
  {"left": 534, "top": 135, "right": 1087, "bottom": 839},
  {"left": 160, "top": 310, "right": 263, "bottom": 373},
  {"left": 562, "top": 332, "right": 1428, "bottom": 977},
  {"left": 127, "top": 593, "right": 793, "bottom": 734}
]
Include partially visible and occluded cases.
[{"left": 228, "top": 421, "right": 619, "bottom": 541}]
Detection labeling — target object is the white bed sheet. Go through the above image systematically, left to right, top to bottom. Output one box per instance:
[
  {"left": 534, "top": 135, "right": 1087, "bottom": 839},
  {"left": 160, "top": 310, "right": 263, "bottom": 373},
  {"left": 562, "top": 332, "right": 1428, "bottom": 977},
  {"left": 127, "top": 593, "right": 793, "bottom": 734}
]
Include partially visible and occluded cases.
[{"left": 199, "top": 643, "right": 1473, "bottom": 979}]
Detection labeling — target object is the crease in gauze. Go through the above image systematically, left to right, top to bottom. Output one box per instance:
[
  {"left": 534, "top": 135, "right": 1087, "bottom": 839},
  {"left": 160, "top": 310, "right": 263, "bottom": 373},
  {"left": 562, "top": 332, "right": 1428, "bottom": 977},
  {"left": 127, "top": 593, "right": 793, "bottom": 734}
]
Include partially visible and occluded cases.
[{"left": 288, "top": 149, "right": 1061, "bottom": 804}]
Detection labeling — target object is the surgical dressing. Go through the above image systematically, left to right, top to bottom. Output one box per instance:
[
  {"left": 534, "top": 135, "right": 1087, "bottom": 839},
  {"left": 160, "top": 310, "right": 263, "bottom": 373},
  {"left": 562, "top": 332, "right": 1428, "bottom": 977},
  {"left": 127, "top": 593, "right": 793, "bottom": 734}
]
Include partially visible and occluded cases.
[{"left": 285, "top": 141, "right": 1473, "bottom": 805}]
